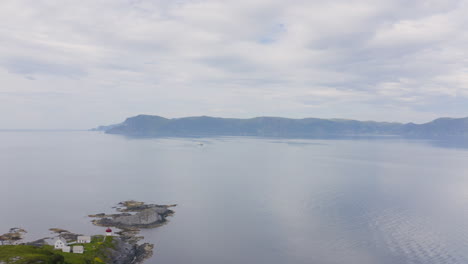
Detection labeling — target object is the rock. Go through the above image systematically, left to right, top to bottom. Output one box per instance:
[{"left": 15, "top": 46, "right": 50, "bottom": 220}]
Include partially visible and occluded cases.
[
  {"left": 119, "top": 200, "right": 145, "bottom": 208},
  {"left": 89, "top": 201, "right": 175, "bottom": 263},
  {"left": 90, "top": 201, "right": 175, "bottom": 229},
  {"left": 116, "top": 201, "right": 175, "bottom": 213},
  {"left": 88, "top": 213, "right": 106, "bottom": 218},
  {"left": 89, "top": 213, "right": 132, "bottom": 218},
  {"left": 0, "top": 228, "right": 27, "bottom": 244},
  {"left": 49, "top": 228, "right": 70, "bottom": 234},
  {"left": 107, "top": 237, "right": 138, "bottom": 264},
  {"left": 25, "top": 238, "right": 49, "bottom": 247},
  {"left": 105, "top": 238, "right": 153, "bottom": 264},
  {"left": 134, "top": 243, "right": 154, "bottom": 263}
]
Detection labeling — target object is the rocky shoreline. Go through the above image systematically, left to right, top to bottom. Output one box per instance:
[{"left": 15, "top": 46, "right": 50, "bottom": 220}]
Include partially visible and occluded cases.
[
  {"left": 89, "top": 200, "right": 176, "bottom": 263},
  {"left": 0, "top": 201, "right": 175, "bottom": 264},
  {"left": 89, "top": 201, "right": 175, "bottom": 229},
  {"left": 106, "top": 237, "right": 154, "bottom": 264}
]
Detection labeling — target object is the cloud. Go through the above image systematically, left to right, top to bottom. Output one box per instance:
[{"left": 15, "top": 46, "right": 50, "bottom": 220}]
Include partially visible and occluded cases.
[
  {"left": 0, "top": 0, "right": 467, "bottom": 128},
  {"left": 3, "top": 57, "right": 86, "bottom": 78}
]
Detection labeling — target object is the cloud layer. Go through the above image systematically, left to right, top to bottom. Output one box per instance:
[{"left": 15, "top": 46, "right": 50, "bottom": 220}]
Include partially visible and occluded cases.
[{"left": 1, "top": 0, "right": 467, "bottom": 128}]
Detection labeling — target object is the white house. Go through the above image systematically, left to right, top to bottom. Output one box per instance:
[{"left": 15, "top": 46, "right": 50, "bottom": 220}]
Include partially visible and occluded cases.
[
  {"left": 77, "top": 236, "right": 91, "bottom": 243},
  {"left": 54, "top": 238, "right": 67, "bottom": 249},
  {"left": 72, "top": 245, "right": 84, "bottom": 254},
  {"left": 62, "top": 246, "right": 71, "bottom": 253}
]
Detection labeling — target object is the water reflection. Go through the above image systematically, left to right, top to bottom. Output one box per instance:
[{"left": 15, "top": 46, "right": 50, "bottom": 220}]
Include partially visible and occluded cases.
[{"left": 424, "top": 137, "right": 468, "bottom": 150}]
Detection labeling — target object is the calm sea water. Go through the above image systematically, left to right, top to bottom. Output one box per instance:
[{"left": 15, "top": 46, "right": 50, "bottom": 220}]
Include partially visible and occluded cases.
[{"left": 2, "top": 131, "right": 468, "bottom": 264}]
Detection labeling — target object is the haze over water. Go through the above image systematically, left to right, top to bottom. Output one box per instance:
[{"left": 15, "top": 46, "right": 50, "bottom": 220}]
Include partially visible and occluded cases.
[{"left": 2, "top": 131, "right": 468, "bottom": 264}]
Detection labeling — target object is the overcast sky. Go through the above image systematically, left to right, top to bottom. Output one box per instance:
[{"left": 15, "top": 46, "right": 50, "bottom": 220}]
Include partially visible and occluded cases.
[{"left": 1, "top": 0, "right": 467, "bottom": 129}]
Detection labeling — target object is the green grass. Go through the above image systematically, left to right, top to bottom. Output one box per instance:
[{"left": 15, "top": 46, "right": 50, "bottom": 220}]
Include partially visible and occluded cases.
[
  {"left": 0, "top": 236, "right": 115, "bottom": 264},
  {"left": 0, "top": 245, "right": 65, "bottom": 263}
]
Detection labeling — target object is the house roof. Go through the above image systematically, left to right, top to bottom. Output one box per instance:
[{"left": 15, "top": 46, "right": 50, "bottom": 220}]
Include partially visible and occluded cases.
[
  {"left": 77, "top": 236, "right": 91, "bottom": 240},
  {"left": 55, "top": 238, "right": 67, "bottom": 244}
]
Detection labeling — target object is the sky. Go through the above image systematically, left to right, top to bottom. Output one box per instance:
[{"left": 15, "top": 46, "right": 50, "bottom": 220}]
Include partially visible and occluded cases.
[{"left": 1, "top": 0, "right": 468, "bottom": 129}]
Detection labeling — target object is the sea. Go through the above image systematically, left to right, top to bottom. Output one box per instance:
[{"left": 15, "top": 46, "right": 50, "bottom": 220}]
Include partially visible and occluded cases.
[{"left": 1, "top": 131, "right": 468, "bottom": 264}]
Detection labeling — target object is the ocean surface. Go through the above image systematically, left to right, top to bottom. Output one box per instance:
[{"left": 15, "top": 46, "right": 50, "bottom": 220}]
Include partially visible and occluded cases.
[{"left": 2, "top": 131, "right": 468, "bottom": 264}]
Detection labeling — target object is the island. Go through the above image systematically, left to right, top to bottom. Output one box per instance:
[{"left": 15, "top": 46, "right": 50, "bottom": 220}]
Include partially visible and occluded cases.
[
  {"left": 94, "top": 115, "right": 468, "bottom": 138},
  {"left": 89, "top": 200, "right": 175, "bottom": 229},
  {"left": 0, "top": 201, "right": 175, "bottom": 264}
]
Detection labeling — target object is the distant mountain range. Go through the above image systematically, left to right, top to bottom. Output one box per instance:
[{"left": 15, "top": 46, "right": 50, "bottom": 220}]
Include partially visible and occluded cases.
[{"left": 93, "top": 115, "right": 468, "bottom": 138}]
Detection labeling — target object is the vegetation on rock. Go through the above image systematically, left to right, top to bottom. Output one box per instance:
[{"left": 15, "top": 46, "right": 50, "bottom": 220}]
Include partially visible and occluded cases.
[{"left": 0, "top": 236, "right": 115, "bottom": 264}]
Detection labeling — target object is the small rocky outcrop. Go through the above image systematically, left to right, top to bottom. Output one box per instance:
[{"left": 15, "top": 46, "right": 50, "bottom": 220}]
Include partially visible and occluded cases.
[
  {"left": 90, "top": 200, "right": 175, "bottom": 229},
  {"left": 89, "top": 201, "right": 175, "bottom": 264},
  {"left": 0, "top": 228, "right": 27, "bottom": 245},
  {"left": 48, "top": 228, "right": 70, "bottom": 234}
]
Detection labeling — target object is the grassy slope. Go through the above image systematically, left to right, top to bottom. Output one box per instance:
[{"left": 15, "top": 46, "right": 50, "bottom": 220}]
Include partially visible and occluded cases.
[
  {"left": 0, "top": 236, "right": 115, "bottom": 264},
  {"left": 0, "top": 245, "right": 64, "bottom": 263}
]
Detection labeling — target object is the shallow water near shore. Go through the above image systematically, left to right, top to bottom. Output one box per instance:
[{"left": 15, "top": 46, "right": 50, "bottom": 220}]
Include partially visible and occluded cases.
[{"left": 2, "top": 131, "right": 468, "bottom": 264}]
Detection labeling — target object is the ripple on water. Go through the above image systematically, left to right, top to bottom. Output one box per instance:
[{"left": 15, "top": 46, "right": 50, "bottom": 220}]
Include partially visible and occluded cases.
[{"left": 369, "top": 208, "right": 468, "bottom": 264}]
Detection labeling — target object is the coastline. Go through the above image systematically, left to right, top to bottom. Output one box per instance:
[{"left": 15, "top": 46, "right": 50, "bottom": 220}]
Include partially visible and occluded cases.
[{"left": 0, "top": 201, "right": 175, "bottom": 264}]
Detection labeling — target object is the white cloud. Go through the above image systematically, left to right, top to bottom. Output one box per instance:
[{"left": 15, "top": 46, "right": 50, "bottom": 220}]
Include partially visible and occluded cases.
[{"left": 0, "top": 0, "right": 467, "bottom": 128}]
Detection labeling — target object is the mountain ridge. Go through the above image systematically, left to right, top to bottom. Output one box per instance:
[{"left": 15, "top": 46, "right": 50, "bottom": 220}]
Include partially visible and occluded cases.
[{"left": 95, "top": 115, "right": 468, "bottom": 138}]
